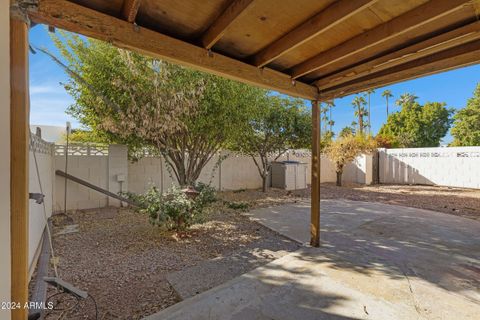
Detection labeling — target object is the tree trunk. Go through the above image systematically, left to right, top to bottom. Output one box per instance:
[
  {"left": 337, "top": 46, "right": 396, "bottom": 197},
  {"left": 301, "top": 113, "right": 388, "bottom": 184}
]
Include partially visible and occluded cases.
[
  {"left": 358, "top": 111, "right": 364, "bottom": 135},
  {"left": 336, "top": 171, "right": 342, "bottom": 186},
  {"left": 262, "top": 175, "right": 268, "bottom": 192}
]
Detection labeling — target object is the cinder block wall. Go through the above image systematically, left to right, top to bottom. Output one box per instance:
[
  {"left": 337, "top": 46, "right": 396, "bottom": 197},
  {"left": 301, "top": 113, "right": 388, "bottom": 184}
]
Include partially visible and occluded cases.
[
  {"left": 54, "top": 145, "right": 128, "bottom": 211},
  {"left": 54, "top": 146, "right": 374, "bottom": 210},
  {"left": 379, "top": 147, "right": 480, "bottom": 188}
]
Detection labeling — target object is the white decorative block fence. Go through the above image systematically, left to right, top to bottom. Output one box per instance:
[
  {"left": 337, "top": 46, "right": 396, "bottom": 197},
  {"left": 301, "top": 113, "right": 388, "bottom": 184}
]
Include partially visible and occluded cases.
[{"left": 379, "top": 147, "right": 480, "bottom": 189}]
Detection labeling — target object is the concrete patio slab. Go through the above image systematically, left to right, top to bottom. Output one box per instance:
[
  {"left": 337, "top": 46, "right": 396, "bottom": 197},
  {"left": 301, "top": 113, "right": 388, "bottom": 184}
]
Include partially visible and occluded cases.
[{"left": 145, "top": 200, "right": 480, "bottom": 320}]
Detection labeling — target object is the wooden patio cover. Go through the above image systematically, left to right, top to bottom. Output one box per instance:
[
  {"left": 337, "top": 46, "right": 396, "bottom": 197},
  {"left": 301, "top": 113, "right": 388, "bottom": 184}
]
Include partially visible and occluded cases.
[
  {"left": 29, "top": 0, "right": 480, "bottom": 101},
  {"left": 8, "top": 2, "right": 480, "bottom": 318}
]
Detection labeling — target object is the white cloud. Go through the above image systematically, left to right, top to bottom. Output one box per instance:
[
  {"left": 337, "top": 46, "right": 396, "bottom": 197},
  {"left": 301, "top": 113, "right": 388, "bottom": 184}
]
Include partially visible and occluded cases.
[{"left": 30, "top": 84, "right": 59, "bottom": 95}]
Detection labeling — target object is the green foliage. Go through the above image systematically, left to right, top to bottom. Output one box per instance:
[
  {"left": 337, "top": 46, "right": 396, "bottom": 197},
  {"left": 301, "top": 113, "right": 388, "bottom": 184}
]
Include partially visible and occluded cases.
[
  {"left": 46, "top": 31, "right": 265, "bottom": 186},
  {"left": 451, "top": 83, "right": 480, "bottom": 146},
  {"left": 382, "top": 90, "right": 394, "bottom": 116},
  {"left": 231, "top": 95, "right": 311, "bottom": 192},
  {"left": 351, "top": 95, "right": 368, "bottom": 135},
  {"left": 378, "top": 99, "right": 453, "bottom": 148},
  {"left": 339, "top": 126, "right": 355, "bottom": 138},
  {"left": 325, "top": 134, "right": 377, "bottom": 186},
  {"left": 193, "top": 182, "right": 217, "bottom": 208},
  {"left": 124, "top": 184, "right": 217, "bottom": 231},
  {"left": 224, "top": 201, "right": 250, "bottom": 212}
]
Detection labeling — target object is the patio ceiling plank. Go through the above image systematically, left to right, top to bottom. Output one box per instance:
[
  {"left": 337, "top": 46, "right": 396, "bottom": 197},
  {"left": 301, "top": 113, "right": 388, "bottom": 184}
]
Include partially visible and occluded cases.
[
  {"left": 29, "top": 0, "right": 318, "bottom": 100},
  {"left": 121, "top": 0, "right": 142, "bottom": 23},
  {"left": 201, "top": 0, "right": 255, "bottom": 50},
  {"left": 252, "top": 0, "right": 379, "bottom": 68},
  {"left": 289, "top": 0, "right": 473, "bottom": 79},
  {"left": 315, "top": 20, "right": 480, "bottom": 90},
  {"left": 319, "top": 39, "right": 480, "bottom": 101}
]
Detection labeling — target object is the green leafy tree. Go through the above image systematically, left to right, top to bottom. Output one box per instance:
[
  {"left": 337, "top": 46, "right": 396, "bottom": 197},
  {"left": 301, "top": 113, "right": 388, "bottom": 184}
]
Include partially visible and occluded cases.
[
  {"left": 45, "top": 32, "right": 264, "bottom": 186},
  {"left": 451, "top": 83, "right": 480, "bottom": 146},
  {"left": 382, "top": 89, "right": 393, "bottom": 116},
  {"left": 352, "top": 95, "right": 367, "bottom": 135},
  {"left": 232, "top": 96, "right": 311, "bottom": 192},
  {"left": 379, "top": 100, "right": 454, "bottom": 147},
  {"left": 339, "top": 126, "right": 355, "bottom": 138},
  {"left": 325, "top": 134, "right": 377, "bottom": 186}
]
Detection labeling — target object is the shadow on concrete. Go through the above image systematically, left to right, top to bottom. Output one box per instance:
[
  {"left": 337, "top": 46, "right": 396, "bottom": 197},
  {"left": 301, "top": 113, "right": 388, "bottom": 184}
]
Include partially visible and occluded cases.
[{"left": 248, "top": 200, "right": 480, "bottom": 303}]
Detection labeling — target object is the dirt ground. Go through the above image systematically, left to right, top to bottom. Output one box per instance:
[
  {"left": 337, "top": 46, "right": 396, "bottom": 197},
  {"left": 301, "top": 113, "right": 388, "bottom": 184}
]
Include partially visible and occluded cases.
[
  {"left": 36, "top": 183, "right": 480, "bottom": 319},
  {"left": 220, "top": 183, "right": 480, "bottom": 221},
  {"left": 320, "top": 183, "right": 480, "bottom": 221},
  {"left": 41, "top": 201, "right": 299, "bottom": 320}
]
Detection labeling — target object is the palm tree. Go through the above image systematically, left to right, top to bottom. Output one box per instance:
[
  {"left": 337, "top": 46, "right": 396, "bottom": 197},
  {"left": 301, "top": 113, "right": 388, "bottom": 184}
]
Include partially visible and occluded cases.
[
  {"left": 365, "top": 89, "right": 375, "bottom": 134},
  {"left": 382, "top": 89, "right": 393, "bottom": 116},
  {"left": 396, "top": 93, "right": 418, "bottom": 107},
  {"left": 352, "top": 95, "right": 367, "bottom": 135},
  {"left": 326, "top": 100, "right": 335, "bottom": 132},
  {"left": 320, "top": 102, "right": 329, "bottom": 134}
]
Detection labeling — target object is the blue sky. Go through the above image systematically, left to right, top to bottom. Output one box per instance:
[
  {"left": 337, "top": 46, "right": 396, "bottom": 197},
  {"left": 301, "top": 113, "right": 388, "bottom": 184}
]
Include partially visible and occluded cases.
[{"left": 29, "top": 26, "right": 480, "bottom": 143}]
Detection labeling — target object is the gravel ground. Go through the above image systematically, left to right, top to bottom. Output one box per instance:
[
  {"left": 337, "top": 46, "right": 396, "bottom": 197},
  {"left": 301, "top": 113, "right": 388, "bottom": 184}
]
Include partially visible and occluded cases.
[
  {"left": 37, "top": 183, "right": 480, "bottom": 319},
  {"left": 219, "top": 183, "right": 480, "bottom": 221},
  {"left": 320, "top": 183, "right": 480, "bottom": 221},
  {"left": 42, "top": 201, "right": 299, "bottom": 320}
]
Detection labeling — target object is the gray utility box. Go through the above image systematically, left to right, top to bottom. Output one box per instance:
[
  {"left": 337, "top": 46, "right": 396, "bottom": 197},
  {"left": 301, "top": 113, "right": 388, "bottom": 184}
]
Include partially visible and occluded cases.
[{"left": 271, "top": 161, "right": 308, "bottom": 190}]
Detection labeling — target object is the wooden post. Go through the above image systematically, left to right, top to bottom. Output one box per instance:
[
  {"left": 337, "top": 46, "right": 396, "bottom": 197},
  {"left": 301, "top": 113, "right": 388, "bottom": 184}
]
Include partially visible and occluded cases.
[
  {"left": 10, "top": 17, "right": 30, "bottom": 320},
  {"left": 310, "top": 100, "right": 321, "bottom": 247}
]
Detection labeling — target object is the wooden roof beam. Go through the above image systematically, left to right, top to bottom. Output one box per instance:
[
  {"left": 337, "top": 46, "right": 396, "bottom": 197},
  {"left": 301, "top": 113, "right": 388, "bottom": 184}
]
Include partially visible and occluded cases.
[
  {"left": 29, "top": 0, "right": 318, "bottom": 100},
  {"left": 121, "top": 0, "right": 141, "bottom": 23},
  {"left": 201, "top": 0, "right": 255, "bottom": 50},
  {"left": 252, "top": 0, "right": 379, "bottom": 68},
  {"left": 290, "top": 0, "right": 473, "bottom": 79},
  {"left": 315, "top": 20, "right": 480, "bottom": 90},
  {"left": 319, "top": 39, "right": 480, "bottom": 101}
]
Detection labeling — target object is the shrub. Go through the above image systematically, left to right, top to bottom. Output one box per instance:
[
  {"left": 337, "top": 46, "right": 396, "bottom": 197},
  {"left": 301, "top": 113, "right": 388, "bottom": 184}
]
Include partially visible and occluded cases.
[
  {"left": 194, "top": 182, "right": 217, "bottom": 207},
  {"left": 124, "top": 184, "right": 217, "bottom": 231},
  {"left": 225, "top": 201, "right": 249, "bottom": 212}
]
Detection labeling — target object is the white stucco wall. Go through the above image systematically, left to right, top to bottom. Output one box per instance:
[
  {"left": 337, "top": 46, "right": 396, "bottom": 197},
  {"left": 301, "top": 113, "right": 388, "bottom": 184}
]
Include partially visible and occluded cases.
[
  {"left": 0, "top": 0, "right": 11, "bottom": 317},
  {"left": 28, "top": 137, "right": 55, "bottom": 277},
  {"left": 379, "top": 147, "right": 480, "bottom": 189}
]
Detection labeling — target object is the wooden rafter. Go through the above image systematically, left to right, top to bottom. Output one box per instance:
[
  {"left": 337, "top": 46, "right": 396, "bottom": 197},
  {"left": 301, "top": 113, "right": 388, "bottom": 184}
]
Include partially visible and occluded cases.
[
  {"left": 29, "top": 0, "right": 318, "bottom": 100},
  {"left": 121, "top": 0, "right": 141, "bottom": 23},
  {"left": 201, "top": 0, "right": 254, "bottom": 50},
  {"left": 252, "top": 0, "right": 378, "bottom": 68},
  {"left": 290, "top": 0, "right": 473, "bottom": 79},
  {"left": 315, "top": 21, "right": 480, "bottom": 90},
  {"left": 319, "top": 39, "right": 480, "bottom": 101}
]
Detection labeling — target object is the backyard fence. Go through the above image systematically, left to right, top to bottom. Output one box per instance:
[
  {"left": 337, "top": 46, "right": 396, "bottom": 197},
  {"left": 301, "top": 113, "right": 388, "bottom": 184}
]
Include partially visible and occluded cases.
[
  {"left": 28, "top": 133, "right": 54, "bottom": 277},
  {"left": 29, "top": 137, "right": 480, "bottom": 277},
  {"left": 52, "top": 144, "right": 372, "bottom": 211},
  {"left": 379, "top": 147, "right": 480, "bottom": 189}
]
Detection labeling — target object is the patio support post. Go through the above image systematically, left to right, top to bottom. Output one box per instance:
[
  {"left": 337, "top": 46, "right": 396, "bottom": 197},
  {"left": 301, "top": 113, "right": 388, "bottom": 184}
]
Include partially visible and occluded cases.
[
  {"left": 10, "top": 14, "right": 30, "bottom": 320},
  {"left": 310, "top": 99, "right": 321, "bottom": 247}
]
